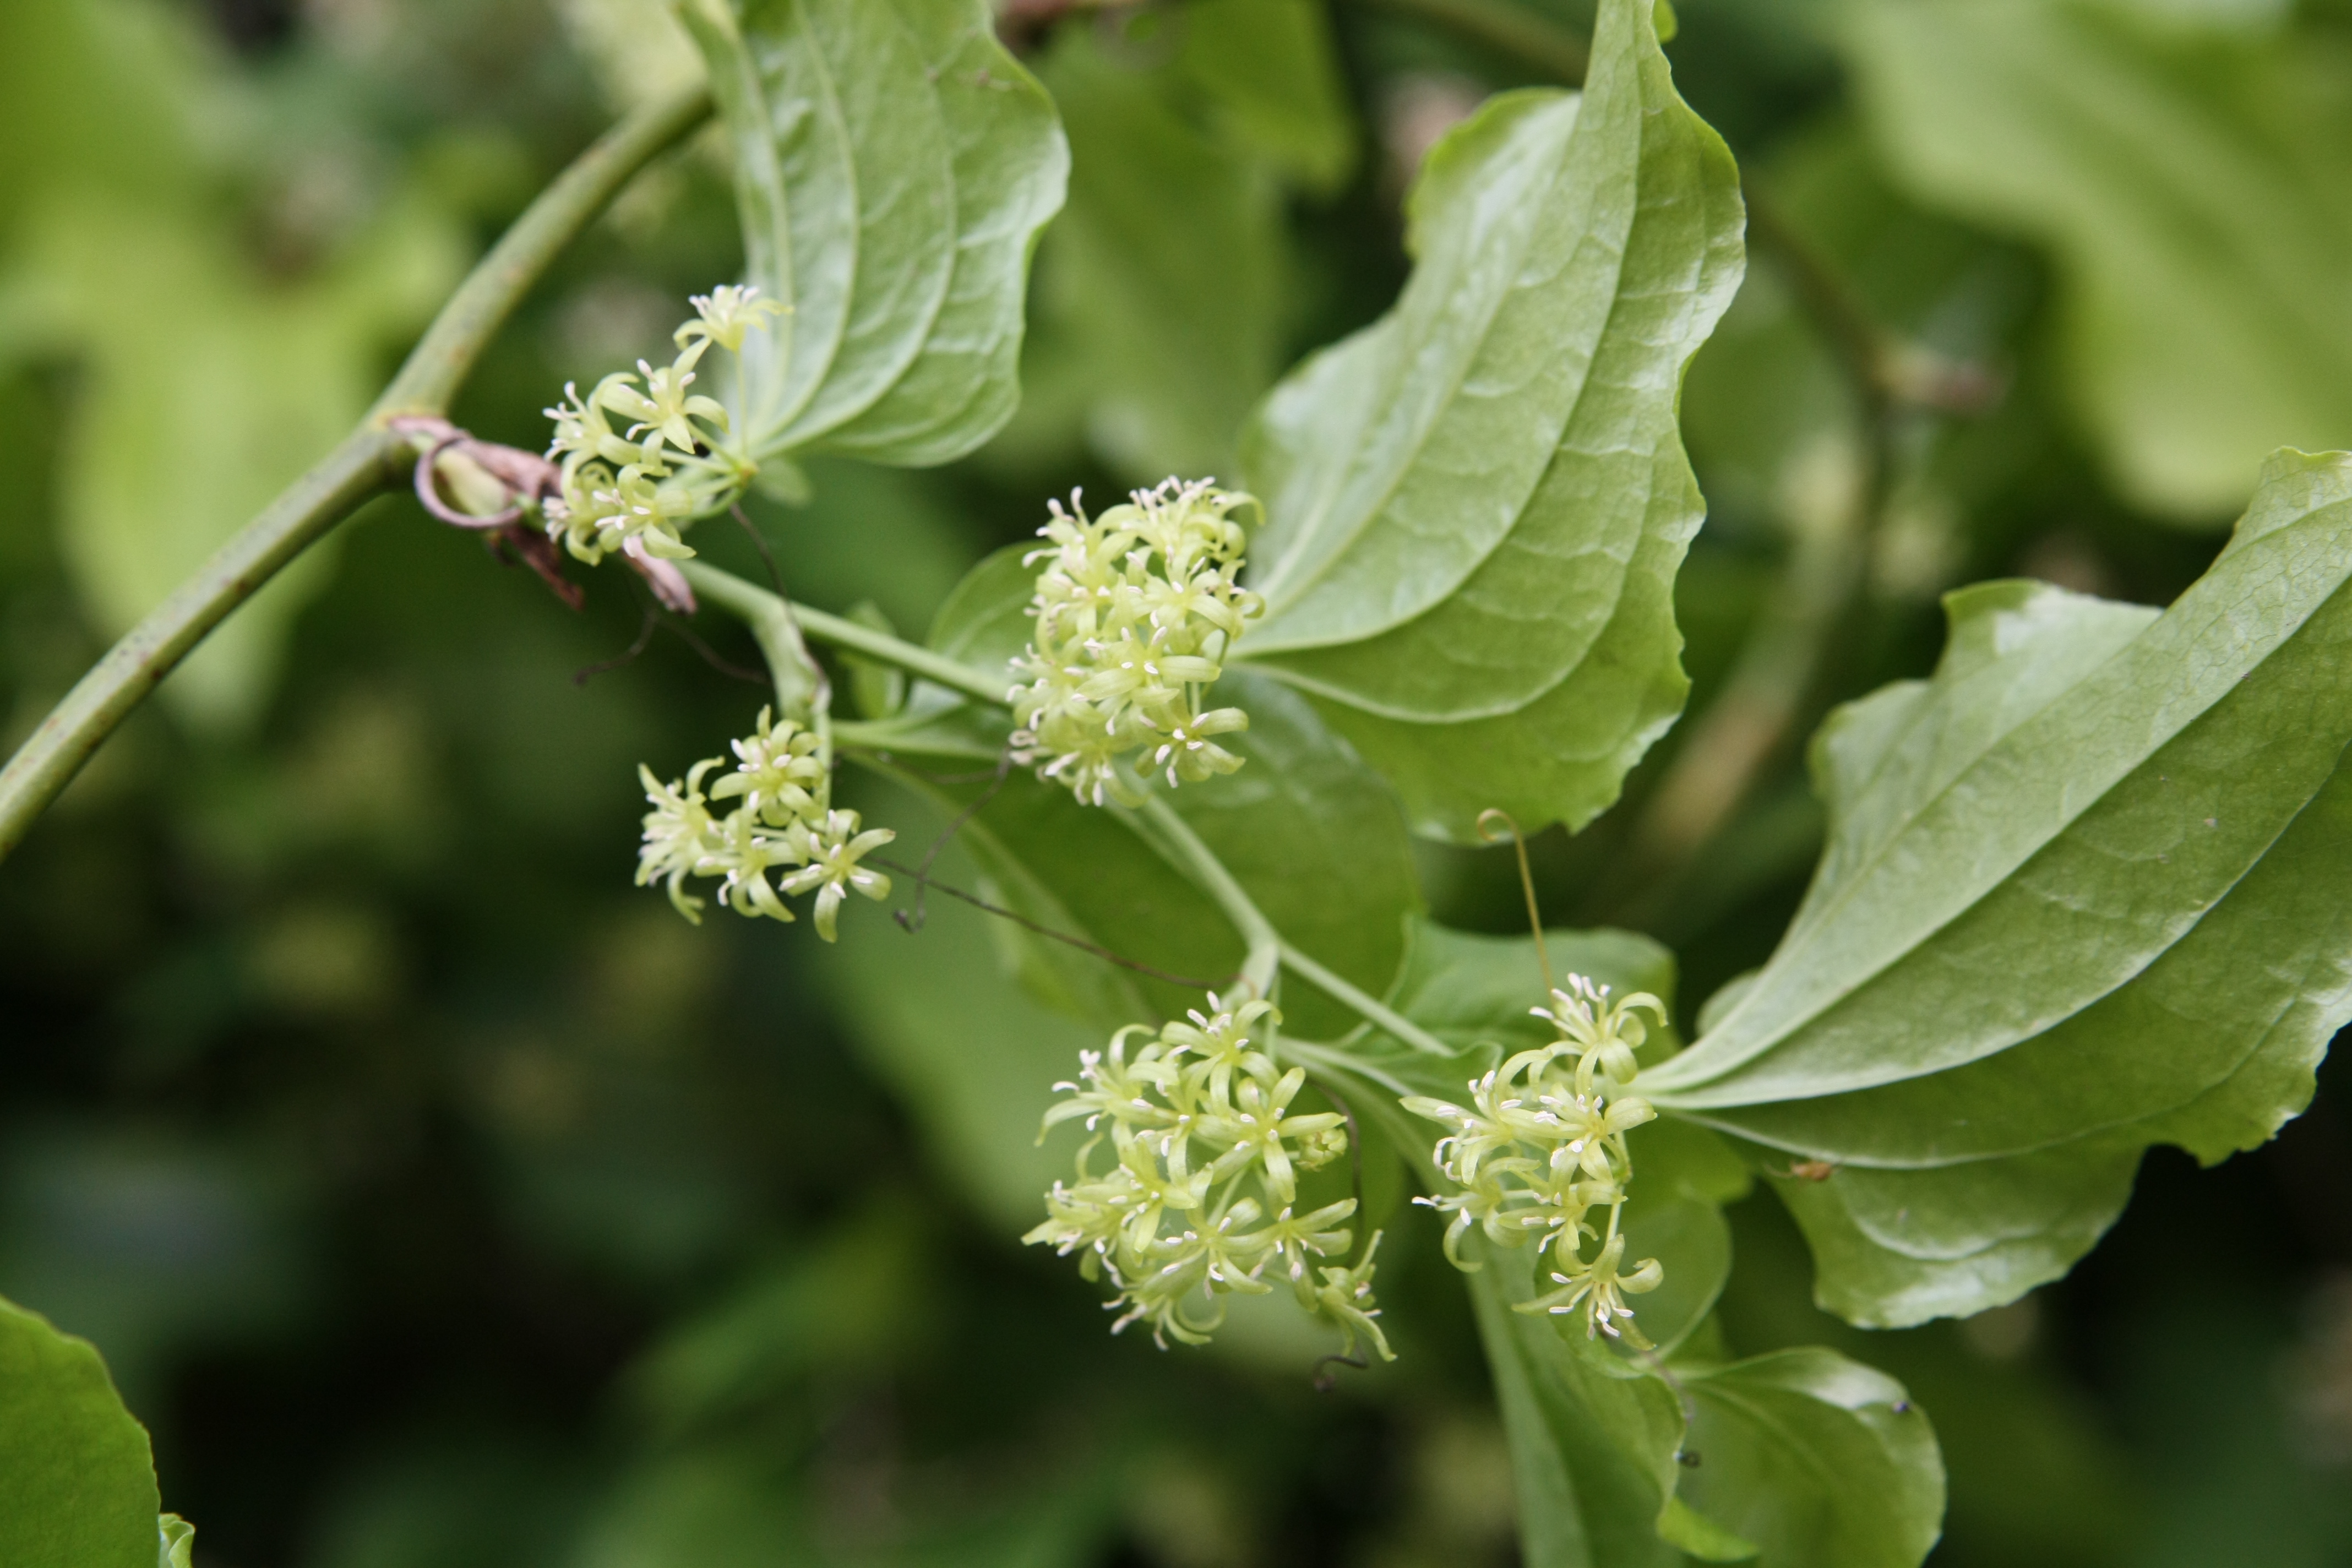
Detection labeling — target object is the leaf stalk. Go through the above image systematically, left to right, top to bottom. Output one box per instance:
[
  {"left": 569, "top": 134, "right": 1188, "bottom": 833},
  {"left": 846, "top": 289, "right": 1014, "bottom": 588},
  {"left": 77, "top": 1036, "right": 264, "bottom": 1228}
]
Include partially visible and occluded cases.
[{"left": 676, "top": 560, "right": 1012, "bottom": 709}]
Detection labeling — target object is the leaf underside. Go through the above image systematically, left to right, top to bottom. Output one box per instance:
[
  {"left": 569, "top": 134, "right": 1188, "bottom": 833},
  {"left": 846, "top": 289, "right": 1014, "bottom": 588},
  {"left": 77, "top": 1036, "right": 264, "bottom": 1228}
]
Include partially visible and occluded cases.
[
  {"left": 684, "top": 0, "right": 1069, "bottom": 469},
  {"left": 1232, "top": 0, "right": 1745, "bottom": 841},
  {"left": 1643, "top": 449, "right": 2352, "bottom": 1325}
]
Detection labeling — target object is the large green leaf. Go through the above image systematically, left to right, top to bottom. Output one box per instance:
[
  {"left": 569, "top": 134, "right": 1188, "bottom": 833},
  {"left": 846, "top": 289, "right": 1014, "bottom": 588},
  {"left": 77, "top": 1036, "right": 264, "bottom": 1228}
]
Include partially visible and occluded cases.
[
  {"left": 681, "top": 0, "right": 1068, "bottom": 469},
  {"left": 1231, "top": 0, "right": 1745, "bottom": 840},
  {"left": 1843, "top": 0, "right": 2352, "bottom": 519},
  {"left": 1640, "top": 450, "right": 2352, "bottom": 1325},
  {"left": 1454, "top": 1225, "right": 1941, "bottom": 1568},
  {"left": 1464, "top": 1243, "right": 1689, "bottom": 1568},
  {"left": 0, "top": 1295, "right": 162, "bottom": 1568}
]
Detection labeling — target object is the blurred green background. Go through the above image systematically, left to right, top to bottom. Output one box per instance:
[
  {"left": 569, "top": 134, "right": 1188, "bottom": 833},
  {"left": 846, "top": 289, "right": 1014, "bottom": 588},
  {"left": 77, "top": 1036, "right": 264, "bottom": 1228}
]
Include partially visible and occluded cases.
[{"left": 3, "top": 1, "right": 2350, "bottom": 1564}]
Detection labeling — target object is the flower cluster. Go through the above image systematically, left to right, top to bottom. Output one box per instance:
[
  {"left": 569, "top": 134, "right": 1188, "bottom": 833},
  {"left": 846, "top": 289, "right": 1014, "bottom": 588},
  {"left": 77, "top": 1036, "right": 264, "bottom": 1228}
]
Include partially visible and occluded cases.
[
  {"left": 543, "top": 286, "right": 784, "bottom": 566},
  {"left": 1009, "top": 478, "right": 1265, "bottom": 807},
  {"left": 634, "top": 706, "right": 894, "bottom": 941},
  {"left": 1403, "top": 975, "right": 1668, "bottom": 1343},
  {"left": 1025, "top": 997, "right": 1392, "bottom": 1359}
]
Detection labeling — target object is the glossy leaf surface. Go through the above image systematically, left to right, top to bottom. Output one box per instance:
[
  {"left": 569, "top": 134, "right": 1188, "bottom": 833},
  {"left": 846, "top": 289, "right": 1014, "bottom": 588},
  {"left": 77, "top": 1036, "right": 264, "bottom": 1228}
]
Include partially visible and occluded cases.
[
  {"left": 683, "top": 0, "right": 1068, "bottom": 468},
  {"left": 1232, "top": 0, "right": 1745, "bottom": 839},
  {"left": 1642, "top": 451, "right": 2352, "bottom": 1324},
  {"left": 1678, "top": 1351, "right": 1946, "bottom": 1568}
]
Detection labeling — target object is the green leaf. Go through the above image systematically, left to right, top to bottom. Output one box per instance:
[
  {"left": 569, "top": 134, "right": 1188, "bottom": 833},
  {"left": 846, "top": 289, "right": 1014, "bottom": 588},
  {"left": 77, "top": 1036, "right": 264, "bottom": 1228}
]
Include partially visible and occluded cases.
[
  {"left": 682, "top": 0, "right": 1069, "bottom": 469},
  {"left": 1174, "top": 0, "right": 1357, "bottom": 194},
  {"left": 1232, "top": 0, "right": 1745, "bottom": 840},
  {"left": 1843, "top": 0, "right": 2352, "bottom": 519},
  {"left": 1641, "top": 450, "right": 2352, "bottom": 1324},
  {"left": 1385, "top": 917, "right": 1678, "bottom": 1057},
  {"left": 1460, "top": 1238, "right": 1939, "bottom": 1568},
  {"left": 0, "top": 1294, "right": 161, "bottom": 1568},
  {"left": 1677, "top": 1351, "right": 1946, "bottom": 1568}
]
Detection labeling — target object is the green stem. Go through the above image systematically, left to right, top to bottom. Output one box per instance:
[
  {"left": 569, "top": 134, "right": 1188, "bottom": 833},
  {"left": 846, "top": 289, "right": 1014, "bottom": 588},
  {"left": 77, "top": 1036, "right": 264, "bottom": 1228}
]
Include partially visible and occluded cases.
[
  {"left": 1344, "top": 0, "right": 1588, "bottom": 80},
  {"left": 374, "top": 82, "right": 711, "bottom": 417},
  {"left": 0, "top": 83, "right": 714, "bottom": 865},
  {"left": 0, "top": 427, "right": 399, "bottom": 860},
  {"left": 679, "top": 560, "right": 1012, "bottom": 708},
  {"left": 692, "top": 562, "right": 1446, "bottom": 1057},
  {"left": 1132, "top": 796, "right": 1281, "bottom": 998},
  {"left": 1133, "top": 799, "right": 1456, "bottom": 1057},
  {"left": 1278, "top": 940, "right": 1454, "bottom": 1058},
  {"left": 1279, "top": 1037, "right": 1415, "bottom": 1099}
]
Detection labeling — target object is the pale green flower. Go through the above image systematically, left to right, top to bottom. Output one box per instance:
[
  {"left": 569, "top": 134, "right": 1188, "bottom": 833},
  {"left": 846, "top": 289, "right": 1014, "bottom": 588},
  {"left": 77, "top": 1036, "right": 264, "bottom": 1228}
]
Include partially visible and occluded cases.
[
  {"left": 676, "top": 283, "right": 787, "bottom": 354},
  {"left": 541, "top": 285, "right": 788, "bottom": 567},
  {"left": 598, "top": 348, "right": 728, "bottom": 458},
  {"left": 1009, "top": 479, "right": 1264, "bottom": 807},
  {"left": 710, "top": 705, "right": 825, "bottom": 825},
  {"left": 1151, "top": 706, "right": 1249, "bottom": 787},
  {"left": 633, "top": 713, "right": 896, "bottom": 940},
  {"left": 635, "top": 759, "right": 723, "bottom": 923},
  {"left": 776, "top": 808, "right": 895, "bottom": 941},
  {"left": 1407, "top": 970, "right": 1668, "bottom": 1343},
  {"left": 1533, "top": 973, "right": 1667, "bottom": 1094},
  {"left": 1028, "top": 995, "right": 1384, "bottom": 1355},
  {"left": 1313, "top": 1231, "right": 1395, "bottom": 1363},
  {"left": 1521, "top": 1231, "right": 1664, "bottom": 1343}
]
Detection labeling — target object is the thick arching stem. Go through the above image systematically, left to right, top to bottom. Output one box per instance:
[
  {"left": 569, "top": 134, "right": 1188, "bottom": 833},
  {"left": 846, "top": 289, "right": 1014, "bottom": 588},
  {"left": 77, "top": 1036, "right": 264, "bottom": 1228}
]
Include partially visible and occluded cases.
[{"left": 0, "top": 82, "right": 714, "bottom": 864}]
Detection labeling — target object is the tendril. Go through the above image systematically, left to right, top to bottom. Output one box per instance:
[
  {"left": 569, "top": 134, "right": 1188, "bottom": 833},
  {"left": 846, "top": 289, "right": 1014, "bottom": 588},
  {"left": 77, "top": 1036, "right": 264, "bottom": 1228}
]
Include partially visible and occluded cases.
[{"left": 1478, "top": 807, "right": 1552, "bottom": 997}]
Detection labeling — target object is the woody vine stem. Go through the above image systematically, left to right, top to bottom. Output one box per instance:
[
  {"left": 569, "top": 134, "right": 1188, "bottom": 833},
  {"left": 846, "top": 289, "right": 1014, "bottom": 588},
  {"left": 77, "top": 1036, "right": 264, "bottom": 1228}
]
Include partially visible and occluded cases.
[{"left": 0, "top": 81, "right": 716, "bottom": 861}]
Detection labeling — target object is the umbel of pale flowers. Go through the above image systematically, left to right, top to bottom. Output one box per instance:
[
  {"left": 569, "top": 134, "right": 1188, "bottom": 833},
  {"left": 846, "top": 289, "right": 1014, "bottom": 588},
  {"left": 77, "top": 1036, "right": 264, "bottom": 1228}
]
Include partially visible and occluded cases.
[
  {"left": 541, "top": 285, "right": 786, "bottom": 569},
  {"left": 1009, "top": 478, "right": 1265, "bottom": 807},
  {"left": 634, "top": 706, "right": 895, "bottom": 942},
  {"left": 1403, "top": 974, "right": 1669, "bottom": 1345},
  {"left": 1026, "top": 997, "right": 1394, "bottom": 1360}
]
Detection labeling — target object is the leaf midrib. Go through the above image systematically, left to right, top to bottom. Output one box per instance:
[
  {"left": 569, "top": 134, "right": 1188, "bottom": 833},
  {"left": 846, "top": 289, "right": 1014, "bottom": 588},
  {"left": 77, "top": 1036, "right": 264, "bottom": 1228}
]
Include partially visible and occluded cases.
[
  {"left": 1249, "top": 92, "right": 1599, "bottom": 632},
  {"left": 1654, "top": 516, "right": 2348, "bottom": 1090}
]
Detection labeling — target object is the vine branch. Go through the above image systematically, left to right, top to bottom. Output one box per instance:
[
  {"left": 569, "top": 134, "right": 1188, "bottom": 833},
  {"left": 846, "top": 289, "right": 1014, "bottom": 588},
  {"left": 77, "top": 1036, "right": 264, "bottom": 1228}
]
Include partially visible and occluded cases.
[
  {"left": 0, "top": 80, "right": 714, "bottom": 864},
  {"left": 677, "top": 560, "right": 1012, "bottom": 709},
  {"left": 1131, "top": 796, "right": 1282, "bottom": 999}
]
